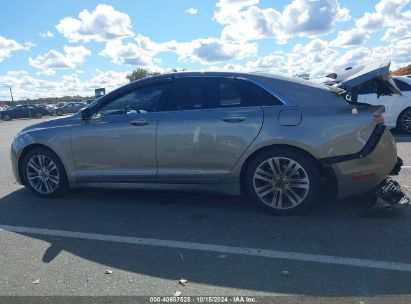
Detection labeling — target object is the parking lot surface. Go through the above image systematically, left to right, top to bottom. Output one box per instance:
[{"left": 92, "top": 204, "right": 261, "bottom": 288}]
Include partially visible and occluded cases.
[{"left": 1, "top": 117, "right": 411, "bottom": 301}]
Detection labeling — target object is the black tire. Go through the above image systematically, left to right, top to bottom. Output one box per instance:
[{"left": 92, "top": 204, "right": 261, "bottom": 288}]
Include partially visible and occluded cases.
[
  {"left": 398, "top": 107, "right": 411, "bottom": 134},
  {"left": 56, "top": 111, "right": 62, "bottom": 116},
  {"left": 36, "top": 112, "right": 42, "bottom": 119},
  {"left": 3, "top": 114, "right": 11, "bottom": 121},
  {"left": 21, "top": 147, "right": 68, "bottom": 198},
  {"left": 244, "top": 148, "right": 321, "bottom": 215}
]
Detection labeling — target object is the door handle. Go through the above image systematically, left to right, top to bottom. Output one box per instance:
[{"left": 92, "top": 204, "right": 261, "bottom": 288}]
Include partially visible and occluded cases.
[
  {"left": 221, "top": 116, "right": 247, "bottom": 123},
  {"left": 130, "top": 119, "right": 150, "bottom": 126}
]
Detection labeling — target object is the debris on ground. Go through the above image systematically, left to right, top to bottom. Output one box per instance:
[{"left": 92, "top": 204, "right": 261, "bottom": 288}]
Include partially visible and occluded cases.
[
  {"left": 375, "top": 177, "right": 410, "bottom": 207},
  {"left": 179, "top": 252, "right": 184, "bottom": 262},
  {"left": 217, "top": 254, "right": 227, "bottom": 259},
  {"left": 105, "top": 270, "right": 113, "bottom": 274},
  {"left": 280, "top": 271, "right": 289, "bottom": 277},
  {"left": 32, "top": 279, "right": 40, "bottom": 284},
  {"left": 178, "top": 279, "right": 188, "bottom": 286},
  {"left": 174, "top": 291, "right": 182, "bottom": 297}
]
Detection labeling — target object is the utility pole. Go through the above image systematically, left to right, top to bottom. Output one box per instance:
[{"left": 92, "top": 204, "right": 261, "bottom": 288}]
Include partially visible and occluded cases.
[{"left": 9, "top": 87, "right": 14, "bottom": 103}]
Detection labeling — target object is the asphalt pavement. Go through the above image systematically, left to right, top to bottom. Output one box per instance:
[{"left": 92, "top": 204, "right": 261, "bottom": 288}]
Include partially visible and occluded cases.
[{"left": 1, "top": 117, "right": 411, "bottom": 302}]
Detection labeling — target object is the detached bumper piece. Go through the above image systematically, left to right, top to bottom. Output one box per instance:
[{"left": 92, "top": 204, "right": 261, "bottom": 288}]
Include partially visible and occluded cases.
[
  {"left": 389, "top": 156, "right": 403, "bottom": 176},
  {"left": 373, "top": 176, "right": 410, "bottom": 209}
]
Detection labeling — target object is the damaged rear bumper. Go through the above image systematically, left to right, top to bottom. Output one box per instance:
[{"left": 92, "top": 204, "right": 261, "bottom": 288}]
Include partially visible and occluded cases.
[{"left": 325, "top": 125, "right": 398, "bottom": 199}]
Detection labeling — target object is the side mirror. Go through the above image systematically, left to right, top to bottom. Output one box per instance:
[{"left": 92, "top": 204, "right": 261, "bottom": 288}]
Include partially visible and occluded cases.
[{"left": 80, "top": 108, "right": 92, "bottom": 120}]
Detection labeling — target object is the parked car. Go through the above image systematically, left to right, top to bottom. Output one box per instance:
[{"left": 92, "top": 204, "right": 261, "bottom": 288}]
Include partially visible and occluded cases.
[
  {"left": 324, "top": 64, "right": 411, "bottom": 133},
  {"left": 11, "top": 65, "right": 401, "bottom": 214},
  {"left": 355, "top": 76, "right": 411, "bottom": 134},
  {"left": 83, "top": 99, "right": 96, "bottom": 105},
  {"left": 55, "top": 102, "right": 85, "bottom": 116},
  {"left": 1, "top": 104, "right": 48, "bottom": 121},
  {"left": 33, "top": 104, "right": 51, "bottom": 116},
  {"left": 45, "top": 104, "right": 57, "bottom": 114}
]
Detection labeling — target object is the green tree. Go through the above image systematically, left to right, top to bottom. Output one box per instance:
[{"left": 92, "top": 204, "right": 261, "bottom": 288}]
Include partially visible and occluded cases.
[
  {"left": 391, "top": 64, "right": 411, "bottom": 76},
  {"left": 126, "top": 68, "right": 148, "bottom": 82}
]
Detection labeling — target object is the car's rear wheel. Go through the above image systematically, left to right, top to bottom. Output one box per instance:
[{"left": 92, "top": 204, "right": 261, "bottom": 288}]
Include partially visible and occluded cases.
[
  {"left": 398, "top": 107, "right": 411, "bottom": 134},
  {"left": 56, "top": 110, "right": 62, "bottom": 116},
  {"left": 35, "top": 112, "right": 42, "bottom": 119},
  {"left": 3, "top": 114, "right": 11, "bottom": 121},
  {"left": 22, "top": 147, "right": 68, "bottom": 197},
  {"left": 244, "top": 148, "right": 321, "bottom": 215}
]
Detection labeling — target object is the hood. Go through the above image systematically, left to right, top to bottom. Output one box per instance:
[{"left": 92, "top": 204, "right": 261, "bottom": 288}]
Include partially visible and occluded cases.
[
  {"left": 324, "top": 61, "right": 401, "bottom": 103},
  {"left": 19, "top": 115, "right": 76, "bottom": 134}
]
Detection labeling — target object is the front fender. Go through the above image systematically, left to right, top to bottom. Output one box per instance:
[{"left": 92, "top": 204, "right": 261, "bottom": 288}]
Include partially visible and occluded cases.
[{"left": 11, "top": 125, "right": 77, "bottom": 186}]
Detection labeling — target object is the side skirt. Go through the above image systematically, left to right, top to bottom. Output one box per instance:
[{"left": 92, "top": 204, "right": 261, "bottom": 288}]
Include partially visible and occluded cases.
[{"left": 72, "top": 181, "right": 241, "bottom": 196}]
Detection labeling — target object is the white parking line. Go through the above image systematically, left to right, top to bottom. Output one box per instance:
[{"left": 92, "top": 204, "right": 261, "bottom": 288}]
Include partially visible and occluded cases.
[{"left": 1, "top": 224, "right": 411, "bottom": 273}]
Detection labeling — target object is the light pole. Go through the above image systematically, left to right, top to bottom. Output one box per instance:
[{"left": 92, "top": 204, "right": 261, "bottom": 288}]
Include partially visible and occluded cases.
[{"left": 9, "top": 87, "right": 14, "bottom": 103}]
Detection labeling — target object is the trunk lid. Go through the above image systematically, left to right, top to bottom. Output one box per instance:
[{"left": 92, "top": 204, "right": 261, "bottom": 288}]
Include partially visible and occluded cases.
[{"left": 324, "top": 61, "right": 401, "bottom": 103}]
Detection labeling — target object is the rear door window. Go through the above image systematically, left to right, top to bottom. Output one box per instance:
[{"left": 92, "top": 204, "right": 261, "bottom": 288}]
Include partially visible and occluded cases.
[{"left": 166, "top": 77, "right": 282, "bottom": 111}]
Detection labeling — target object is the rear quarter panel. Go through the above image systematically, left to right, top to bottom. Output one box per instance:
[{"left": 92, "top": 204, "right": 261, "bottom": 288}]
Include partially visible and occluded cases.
[{"left": 224, "top": 103, "right": 381, "bottom": 182}]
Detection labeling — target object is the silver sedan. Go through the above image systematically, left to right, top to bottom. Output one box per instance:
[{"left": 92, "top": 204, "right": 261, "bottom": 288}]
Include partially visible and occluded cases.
[{"left": 10, "top": 67, "right": 400, "bottom": 214}]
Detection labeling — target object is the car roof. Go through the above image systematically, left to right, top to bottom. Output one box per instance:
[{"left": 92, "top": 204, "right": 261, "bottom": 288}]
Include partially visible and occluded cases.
[
  {"left": 130, "top": 70, "right": 333, "bottom": 93},
  {"left": 393, "top": 76, "right": 411, "bottom": 84}
]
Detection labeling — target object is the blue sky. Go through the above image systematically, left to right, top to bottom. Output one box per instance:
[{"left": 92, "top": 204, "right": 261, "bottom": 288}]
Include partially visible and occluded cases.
[{"left": 0, "top": 0, "right": 410, "bottom": 100}]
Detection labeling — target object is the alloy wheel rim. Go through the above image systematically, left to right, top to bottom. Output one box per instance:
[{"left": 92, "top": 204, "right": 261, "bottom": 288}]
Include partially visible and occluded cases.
[
  {"left": 402, "top": 111, "right": 411, "bottom": 131},
  {"left": 26, "top": 155, "right": 60, "bottom": 194},
  {"left": 253, "top": 157, "right": 310, "bottom": 209}
]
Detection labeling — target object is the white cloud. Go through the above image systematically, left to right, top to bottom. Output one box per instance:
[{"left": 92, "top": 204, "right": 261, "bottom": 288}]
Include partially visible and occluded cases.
[
  {"left": 215, "top": 0, "right": 350, "bottom": 43},
  {"left": 281, "top": 0, "right": 350, "bottom": 35},
  {"left": 328, "top": 0, "right": 411, "bottom": 47},
  {"left": 356, "top": 0, "right": 411, "bottom": 32},
  {"left": 56, "top": 4, "right": 134, "bottom": 42},
  {"left": 186, "top": 8, "right": 198, "bottom": 14},
  {"left": 355, "top": 12, "right": 384, "bottom": 32},
  {"left": 381, "top": 25, "right": 411, "bottom": 41},
  {"left": 331, "top": 29, "right": 369, "bottom": 47},
  {"left": 39, "top": 31, "right": 54, "bottom": 38},
  {"left": 215, "top": 31, "right": 411, "bottom": 80},
  {"left": 99, "top": 34, "right": 163, "bottom": 69},
  {"left": 100, "top": 34, "right": 257, "bottom": 67},
  {"left": 0, "top": 35, "right": 24, "bottom": 62},
  {"left": 230, "top": 37, "right": 382, "bottom": 79},
  {"left": 369, "top": 37, "right": 411, "bottom": 69},
  {"left": 165, "top": 38, "right": 257, "bottom": 64},
  {"left": 24, "top": 41, "right": 36, "bottom": 50},
  {"left": 29, "top": 46, "right": 91, "bottom": 75},
  {"left": 245, "top": 53, "right": 285, "bottom": 70},
  {"left": 0, "top": 70, "right": 130, "bottom": 100},
  {"left": 6, "top": 70, "right": 29, "bottom": 76}
]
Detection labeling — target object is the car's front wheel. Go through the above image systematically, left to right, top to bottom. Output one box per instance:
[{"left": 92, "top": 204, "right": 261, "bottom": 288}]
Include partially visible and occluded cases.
[
  {"left": 398, "top": 107, "right": 411, "bottom": 134},
  {"left": 22, "top": 147, "right": 68, "bottom": 197},
  {"left": 244, "top": 148, "right": 321, "bottom": 215}
]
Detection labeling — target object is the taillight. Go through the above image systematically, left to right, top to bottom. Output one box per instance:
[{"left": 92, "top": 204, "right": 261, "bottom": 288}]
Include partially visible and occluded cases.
[{"left": 374, "top": 114, "right": 385, "bottom": 125}]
